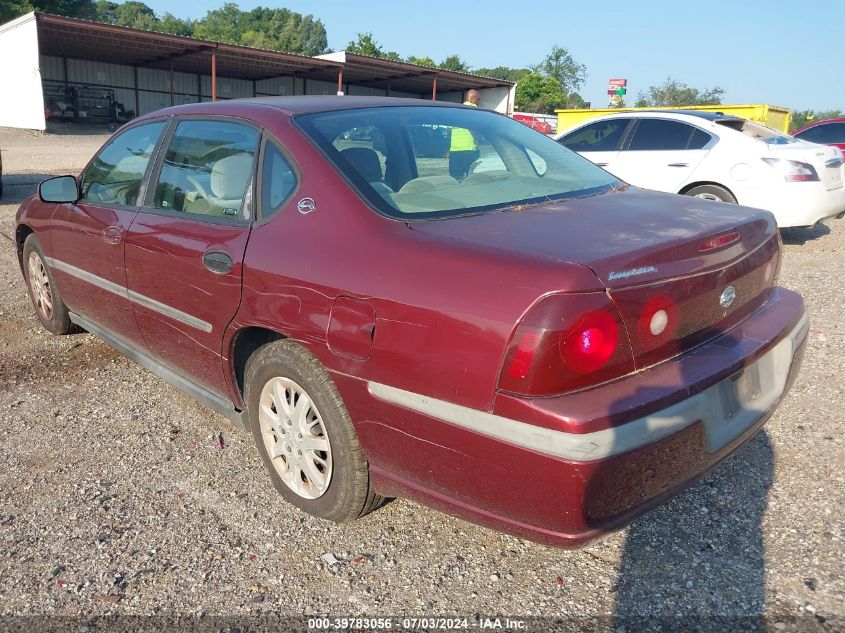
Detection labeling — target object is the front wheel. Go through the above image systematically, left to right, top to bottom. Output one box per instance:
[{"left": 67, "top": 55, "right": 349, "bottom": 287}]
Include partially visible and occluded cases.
[
  {"left": 684, "top": 184, "right": 737, "bottom": 204},
  {"left": 23, "top": 234, "right": 73, "bottom": 335},
  {"left": 245, "top": 339, "right": 383, "bottom": 522}
]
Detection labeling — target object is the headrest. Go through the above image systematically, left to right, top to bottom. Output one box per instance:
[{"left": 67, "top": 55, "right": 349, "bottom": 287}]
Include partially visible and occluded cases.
[
  {"left": 340, "top": 147, "right": 383, "bottom": 182},
  {"left": 211, "top": 153, "right": 254, "bottom": 200}
]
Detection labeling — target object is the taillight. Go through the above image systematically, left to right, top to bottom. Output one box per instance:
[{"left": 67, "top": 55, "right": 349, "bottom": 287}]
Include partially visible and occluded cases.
[
  {"left": 761, "top": 157, "right": 819, "bottom": 182},
  {"left": 498, "top": 293, "right": 635, "bottom": 396}
]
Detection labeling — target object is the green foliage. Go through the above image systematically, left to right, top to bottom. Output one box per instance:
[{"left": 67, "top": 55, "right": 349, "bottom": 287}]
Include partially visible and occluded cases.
[
  {"left": 1, "top": 0, "right": 95, "bottom": 22},
  {"left": 345, "top": 32, "right": 400, "bottom": 60},
  {"left": 513, "top": 45, "right": 587, "bottom": 113},
  {"left": 532, "top": 45, "right": 586, "bottom": 94},
  {"left": 406, "top": 55, "right": 436, "bottom": 68},
  {"left": 439, "top": 55, "right": 470, "bottom": 73},
  {"left": 474, "top": 66, "right": 531, "bottom": 82},
  {"left": 515, "top": 73, "right": 566, "bottom": 114},
  {"left": 635, "top": 77, "right": 724, "bottom": 107},
  {"left": 790, "top": 109, "right": 844, "bottom": 132}
]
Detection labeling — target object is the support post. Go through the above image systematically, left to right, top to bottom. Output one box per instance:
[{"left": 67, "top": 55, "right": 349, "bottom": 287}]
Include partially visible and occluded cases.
[
  {"left": 211, "top": 53, "right": 217, "bottom": 101},
  {"left": 169, "top": 58, "right": 174, "bottom": 106},
  {"left": 133, "top": 64, "right": 139, "bottom": 118},
  {"left": 337, "top": 69, "right": 344, "bottom": 95},
  {"left": 432, "top": 74, "right": 437, "bottom": 100}
]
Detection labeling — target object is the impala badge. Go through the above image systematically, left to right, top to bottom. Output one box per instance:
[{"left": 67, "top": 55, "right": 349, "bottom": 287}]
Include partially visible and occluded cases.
[
  {"left": 297, "top": 197, "right": 316, "bottom": 215},
  {"left": 720, "top": 285, "right": 736, "bottom": 309}
]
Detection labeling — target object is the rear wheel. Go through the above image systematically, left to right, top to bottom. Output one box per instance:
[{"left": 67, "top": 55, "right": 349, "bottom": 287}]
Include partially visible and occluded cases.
[
  {"left": 684, "top": 184, "right": 737, "bottom": 204},
  {"left": 23, "top": 234, "right": 73, "bottom": 335},
  {"left": 245, "top": 339, "right": 383, "bottom": 522}
]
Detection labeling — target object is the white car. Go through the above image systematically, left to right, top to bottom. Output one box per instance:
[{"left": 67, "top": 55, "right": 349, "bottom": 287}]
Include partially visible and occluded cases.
[{"left": 554, "top": 110, "right": 845, "bottom": 228}]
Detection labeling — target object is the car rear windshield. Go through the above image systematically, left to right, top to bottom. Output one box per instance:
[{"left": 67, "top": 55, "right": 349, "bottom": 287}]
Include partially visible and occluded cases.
[
  {"left": 295, "top": 106, "right": 620, "bottom": 219},
  {"left": 716, "top": 118, "right": 795, "bottom": 145}
]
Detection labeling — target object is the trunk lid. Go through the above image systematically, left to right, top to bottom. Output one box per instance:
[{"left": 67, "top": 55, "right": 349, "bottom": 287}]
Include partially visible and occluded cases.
[{"left": 409, "top": 187, "right": 780, "bottom": 369}]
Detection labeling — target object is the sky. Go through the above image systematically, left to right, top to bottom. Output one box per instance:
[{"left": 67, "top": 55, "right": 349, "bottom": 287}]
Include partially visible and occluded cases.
[{"left": 141, "top": 0, "right": 845, "bottom": 112}]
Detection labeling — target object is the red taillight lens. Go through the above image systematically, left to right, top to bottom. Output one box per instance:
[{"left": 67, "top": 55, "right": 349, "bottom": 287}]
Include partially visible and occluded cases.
[
  {"left": 762, "top": 157, "right": 820, "bottom": 182},
  {"left": 498, "top": 293, "right": 635, "bottom": 396},
  {"left": 561, "top": 309, "right": 618, "bottom": 374}
]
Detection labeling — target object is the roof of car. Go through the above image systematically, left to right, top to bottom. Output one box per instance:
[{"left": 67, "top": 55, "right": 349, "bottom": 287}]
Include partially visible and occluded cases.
[
  {"left": 145, "top": 96, "right": 470, "bottom": 120},
  {"left": 632, "top": 109, "right": 744, "bottom": 121},
  {"left": 793, "top": 116, "right": 845, "bottom": 133}
]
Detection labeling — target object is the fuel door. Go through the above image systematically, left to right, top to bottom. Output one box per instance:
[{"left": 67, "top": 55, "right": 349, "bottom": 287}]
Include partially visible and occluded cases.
[{"left": 327, "top": 296, "right": 377, "bottom": 360}]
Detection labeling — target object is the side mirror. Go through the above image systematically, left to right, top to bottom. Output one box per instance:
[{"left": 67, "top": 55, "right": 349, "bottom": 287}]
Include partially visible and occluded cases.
[{"left": 39, "top": 175, "right": 79, "bottom": 203}]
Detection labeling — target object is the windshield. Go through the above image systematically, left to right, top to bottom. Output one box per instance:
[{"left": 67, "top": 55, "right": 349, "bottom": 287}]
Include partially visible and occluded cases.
[
  {"left": 295, "top": 106, "right": 621, "bottom": 219},
  {"left": 717, "top": 118, "right": 795, "bottom": 145}
]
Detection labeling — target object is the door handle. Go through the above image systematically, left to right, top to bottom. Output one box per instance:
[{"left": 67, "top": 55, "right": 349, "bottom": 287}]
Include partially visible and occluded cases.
[
  {"left": 596, "top": 163, "right": 609, "bottom": 167},
  {"left": 667, "top": 163, "right": 689, "bottom": 167},
  {"left": 102, "top": 226, "right": 122, "bottom": 245},
  {"left": 202, "top": 251, "right": 233, "bottom": 274}
]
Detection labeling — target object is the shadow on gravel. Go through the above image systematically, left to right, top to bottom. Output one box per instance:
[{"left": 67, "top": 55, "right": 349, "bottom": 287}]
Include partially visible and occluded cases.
[
  {"left": 0, "top": 174, "right": 58, "bottom": 205},
  {"left": 780, "top": 223, "right": 833, "bottom": 245},
  {"left": 586, "top": 324, "right": 783, "bottom": 629},
  {"left": 612, "top": 432, "right": 773, "bottom": 630}
]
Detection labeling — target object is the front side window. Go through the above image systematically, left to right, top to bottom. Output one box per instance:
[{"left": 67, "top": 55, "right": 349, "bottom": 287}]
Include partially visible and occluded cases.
[
  {"left": 296, "top": 106, "right": 619, "bottom": 219},
  {"left": 152, "top": 119, "right": 259, "bottom": 221},
  {"left": 561, "top": 119, "right": 632, "bottom": 152},
  {"left": 627, "top": 119, "right": 699, "bottom": 151},
  {"left": 81, "top": 121, "right": 166, "bottom": 206},
  {"left": 794, "top": 122, "right": 845, "bottom": 144}
]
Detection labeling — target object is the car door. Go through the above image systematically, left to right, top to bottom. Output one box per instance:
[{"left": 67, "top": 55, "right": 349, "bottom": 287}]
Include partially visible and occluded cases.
[
  {"left": 123, "top": 117, "right": 260, "bottom": 396},
  {"left": 559, "top": 118, "right": 633, "bottom": 169},
  {"left": 608, "top": 118, "right": 713, "bottom": 192},
  {"left": 48, "top": 120, "right": 167, "bottom": 347}
]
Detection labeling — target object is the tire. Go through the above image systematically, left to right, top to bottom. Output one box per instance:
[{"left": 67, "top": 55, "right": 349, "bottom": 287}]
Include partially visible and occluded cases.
[
  {"left": 684, "top": 184, "right": 737, "bottom": 204},
  {"left": 23, "top": 234, "right": 73, "bottom": 335},
  {"left": 245, "top": 339, "right": 383, "bottom": 522}
]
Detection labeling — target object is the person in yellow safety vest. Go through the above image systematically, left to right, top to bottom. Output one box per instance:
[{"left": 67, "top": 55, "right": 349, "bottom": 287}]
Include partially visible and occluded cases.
[{"left": 449, "top": 89, "right": 480, "bottom": 180}]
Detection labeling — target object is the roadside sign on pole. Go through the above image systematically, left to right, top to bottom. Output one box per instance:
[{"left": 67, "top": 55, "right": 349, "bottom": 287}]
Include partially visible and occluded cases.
[{"left": 609, "top": 78, "right": 627, "bottom": 87}]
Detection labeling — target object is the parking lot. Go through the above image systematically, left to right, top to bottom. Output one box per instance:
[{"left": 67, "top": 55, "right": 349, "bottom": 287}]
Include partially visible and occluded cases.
[{"left": 0, "top": 125, "right": 842, "bottom": 629}]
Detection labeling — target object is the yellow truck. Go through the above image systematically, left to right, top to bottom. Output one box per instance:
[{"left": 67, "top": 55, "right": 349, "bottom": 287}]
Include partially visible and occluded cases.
[{"left": 555, "top": 104, "right": 792, "bottom": 134}]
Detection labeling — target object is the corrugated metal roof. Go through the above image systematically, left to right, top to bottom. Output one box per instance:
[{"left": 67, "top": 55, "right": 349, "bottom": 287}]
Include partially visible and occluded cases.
[{"left": 32, "top": 13, "right": 513, "bottom": 94}]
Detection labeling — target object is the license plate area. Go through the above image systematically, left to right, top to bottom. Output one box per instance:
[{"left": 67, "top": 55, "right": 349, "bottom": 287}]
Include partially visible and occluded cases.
[{"left": 703, "top": 359, "right": 767, "bottom": 452}]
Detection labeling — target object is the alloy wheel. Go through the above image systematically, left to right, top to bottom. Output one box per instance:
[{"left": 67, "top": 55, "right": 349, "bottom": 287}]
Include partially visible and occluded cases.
[
  {"left": 27, "top": 251, "right": 54, "bottom": 321},
  {"left": 258, "top": 376, "right": 333, "bottom": 499}
]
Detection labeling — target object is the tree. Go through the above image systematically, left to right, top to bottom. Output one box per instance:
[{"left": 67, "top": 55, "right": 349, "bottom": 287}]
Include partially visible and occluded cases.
[
  {"left": 2, "top": 0, "right": 95, "bottom": 22},
  {"left": 112, "top": 0, "right": 156, "bottom": 29},
  {"left": 190, "top": 4, "right": 328, "bottom": 55},
  {"left": 157, "top": 12, "right": 193, "bottom": 37},
  {"left": 345, "top": 32, "right": 400, "bottom": 60},
  {"left": 532, "top": 45, "right": 586, "bottom": 94},
  {"left": 439, "top": 54, "right": 470, "bottom": 73},
  {"left": 406, "top": 55, "right": 436, "bottom": 67},
  {"left": 474, "top": 66, "right": 531, "bottom": 83},
  {"left": 515, "top": 72, "right": 566, "bottom": 114},
  {"left": 635, "top": 77, "right": 724, "bottom": 107},
  {"left": 790, "top": 109, "right": 844, "bottom": 132}
]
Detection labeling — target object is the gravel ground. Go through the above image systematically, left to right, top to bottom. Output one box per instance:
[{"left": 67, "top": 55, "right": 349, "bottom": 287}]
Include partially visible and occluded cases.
[{"left": 0, "top": 125, "right": 842, "bottom": 632}]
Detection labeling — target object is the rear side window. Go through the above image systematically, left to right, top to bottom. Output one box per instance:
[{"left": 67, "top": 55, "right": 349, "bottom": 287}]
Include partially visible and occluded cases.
[
  {"left": 152, "top": 119, "right": 259, "bottom": 221},
  {"left": 561, "top": 119, "right": 631, "bottom": 152},
  {"left": 628, "top": 119, "right": 699, "bottom": 151},
  {"left": 81, "top": 121, "right": 165, "bottom": 206},
  {"left": 794, "top": 122, "right": 845, "bottom": 144},
  {"left": 689, "top": 128, "right": 712, "bottom": 149},
  {"left": 260, "top": 141, "right": 297, "bottom": 217}
]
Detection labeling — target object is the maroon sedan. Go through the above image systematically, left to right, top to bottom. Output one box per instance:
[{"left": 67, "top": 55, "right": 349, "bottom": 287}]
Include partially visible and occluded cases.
[
  {"left": 15, "top": 97, "right": 807, "bottom": 548},
  {"left": 792, "top": 117, "right": 845, "bottom": 151}
]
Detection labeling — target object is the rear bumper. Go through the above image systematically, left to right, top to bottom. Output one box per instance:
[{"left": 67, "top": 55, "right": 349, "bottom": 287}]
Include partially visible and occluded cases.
[
  {"left": 739, "top": 181, "right": 845, "bottom": 228},
  {"left": 358, "top": 287, "right": 807, "bottom": 548}
]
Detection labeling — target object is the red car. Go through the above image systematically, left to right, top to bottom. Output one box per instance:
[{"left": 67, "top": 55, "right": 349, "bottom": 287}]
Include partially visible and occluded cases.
[
  {"left": 15, "top": 97, "right": 807, "bottom": 548},
  {"left": 513, "top": 114, "right": 554, "bottom": 135},
  {"left": 792, "top": 117, "right": 845, "bottom": 151}
]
